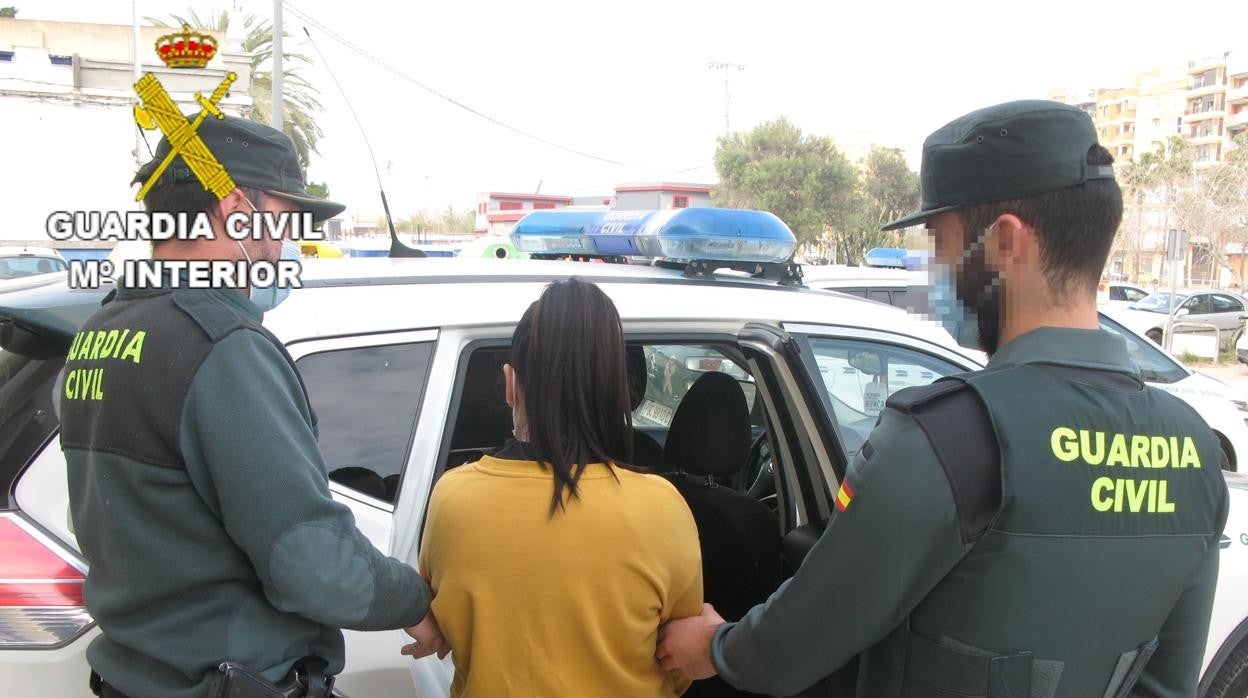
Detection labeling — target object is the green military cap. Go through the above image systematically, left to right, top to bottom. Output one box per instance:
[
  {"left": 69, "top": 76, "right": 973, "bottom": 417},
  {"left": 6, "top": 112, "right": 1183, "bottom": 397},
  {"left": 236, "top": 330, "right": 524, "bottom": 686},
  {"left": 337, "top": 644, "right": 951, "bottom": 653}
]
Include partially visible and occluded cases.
[
  {"left": 881, "top": 99, "right": 1116, "bottom": 231},
  {"left": 133, "top": 114, "right": 346, "bottom": 222}
]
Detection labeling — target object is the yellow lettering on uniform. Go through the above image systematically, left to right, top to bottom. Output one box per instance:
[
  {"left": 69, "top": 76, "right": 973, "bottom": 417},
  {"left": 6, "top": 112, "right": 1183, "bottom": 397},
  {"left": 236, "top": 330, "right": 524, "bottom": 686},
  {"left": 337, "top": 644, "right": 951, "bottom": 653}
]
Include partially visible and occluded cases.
[
  {"left": 111, "top": 329, "right": 130, "bottom": 359},
  {"left": 97, "top": 330, "right": 120, "bottom": 359},
  {"left": 71, "top": 331, "right": 91, "bottom": 362},
  {"left": 119, "top": 331, "right": 145, "bottom": 364},
  {"left": 67, "top": 332, "right": 81, "bottom": 361},
  {"left": 89, "top": 332, "right": 108, "bottom": 360},
  {"left": 94, "top": 368, "right": 104, "bottom": 400},
  {"left": 64, "top": 370, "right": 77, "bottom": 399},
  {"left": 1052, "top": 427, "right": 1079, "bottom": 461},
  {"left": 1080, "top": 430, "right": 1105, "bottom": 465},
  {"left": 1107, "top": 434, "right": 1129, "bottom": 466},
  {"left": 1130, "top": 436, "right": 1150, "bottom": 468},
  {"left": 1149, "top": 437, "right": 1170, "bottom": 469},
  {"left": 1170, "top": 437, "right": 1181, "bottom": 466},
  {"left": 1180, "top": 438, "right": 1201, "bottom": 469},
  {"left": 1092, "top": 477, "right": 1114, "bottom": 512},
  {"left": 1114, "top": 478, "right": 1125, "bottom": 512},
  {"left": 1148, "top": 478, "right": 1158, "bottom": 511},
  {"left": 1125, "top": 479, "right": 1149, "bottom": 512},
  {"left": 1157, "top": 480, "right": 1176, "bottom": 513}
]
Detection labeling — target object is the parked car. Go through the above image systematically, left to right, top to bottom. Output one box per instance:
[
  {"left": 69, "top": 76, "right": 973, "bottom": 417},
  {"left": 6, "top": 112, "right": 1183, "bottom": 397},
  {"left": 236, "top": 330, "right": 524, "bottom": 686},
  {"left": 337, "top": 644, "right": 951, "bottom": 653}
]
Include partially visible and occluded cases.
[
  {"left": 0, "top": 247, "right": 68, "bottom": 290},
  {"left": 3, "top": 255, "right": 1248, "bottom": 697},
  {"left": 805, "top": 272, "right": 1248, "bottom": 473},
  {"left": 1097, "top": 280, "right": 1150, "bottom": 311},
  {"left": 1106, "top": 289, "right": 1248, "bottom": 346}
]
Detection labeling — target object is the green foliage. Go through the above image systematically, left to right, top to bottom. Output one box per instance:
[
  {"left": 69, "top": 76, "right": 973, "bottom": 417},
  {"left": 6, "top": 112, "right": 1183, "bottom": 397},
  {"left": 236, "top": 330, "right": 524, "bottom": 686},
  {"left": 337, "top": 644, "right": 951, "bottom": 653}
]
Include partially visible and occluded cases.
[
  {"left": 0, "top": 7, "right": 17, "bottom": 18},
  {"left": 146, "top": 7, "right": 323, "bottom": 170},
  {"left": 712, "top": 118, "right": 858, "bottom": 248},
  {"left": 712, "top": 119, "right": 921, "bottom": 264},
  {"left": 837, "top": 147, "right": 919, "bottom": 265},
  {"left": 305, "top": 181, "right": 330, "bottom": 199}
]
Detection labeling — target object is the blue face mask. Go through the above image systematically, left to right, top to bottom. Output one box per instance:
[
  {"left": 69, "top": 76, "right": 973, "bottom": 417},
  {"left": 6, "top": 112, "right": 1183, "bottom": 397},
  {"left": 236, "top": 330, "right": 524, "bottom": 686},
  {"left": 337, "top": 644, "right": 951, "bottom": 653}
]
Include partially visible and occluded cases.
[
  {"left": 236, "top": 239, "right": 300, "bottom": 313},
  {"left": 928, "top": 264, "right": 980, "bottom": 349}
]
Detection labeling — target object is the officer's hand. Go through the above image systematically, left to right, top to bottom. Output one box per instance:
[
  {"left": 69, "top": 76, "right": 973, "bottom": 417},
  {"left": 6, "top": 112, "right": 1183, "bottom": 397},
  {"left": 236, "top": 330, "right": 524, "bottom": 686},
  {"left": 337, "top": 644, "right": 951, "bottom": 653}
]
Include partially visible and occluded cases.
[
  {"left": 656, "top": 603, "right": 725, "bottom": 680},
  {"left": 401, "top": 609, "right": 450, "bottom": 660}
]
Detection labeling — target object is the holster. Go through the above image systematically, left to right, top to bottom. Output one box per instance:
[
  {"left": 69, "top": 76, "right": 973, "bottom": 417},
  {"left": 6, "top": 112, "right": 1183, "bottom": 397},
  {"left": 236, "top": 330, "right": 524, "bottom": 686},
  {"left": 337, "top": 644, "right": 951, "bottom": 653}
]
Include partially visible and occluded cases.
[{"left": 206, "top": 656, "right": 346, "bottom": 698}]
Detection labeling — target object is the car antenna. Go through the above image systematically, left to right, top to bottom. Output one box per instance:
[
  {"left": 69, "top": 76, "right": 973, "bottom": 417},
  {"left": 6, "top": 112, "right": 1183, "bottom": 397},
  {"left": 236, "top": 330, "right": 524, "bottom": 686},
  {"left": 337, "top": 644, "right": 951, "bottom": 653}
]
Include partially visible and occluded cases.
[{"left": 301, "top": 26, "right": 424, "bottom": 258}]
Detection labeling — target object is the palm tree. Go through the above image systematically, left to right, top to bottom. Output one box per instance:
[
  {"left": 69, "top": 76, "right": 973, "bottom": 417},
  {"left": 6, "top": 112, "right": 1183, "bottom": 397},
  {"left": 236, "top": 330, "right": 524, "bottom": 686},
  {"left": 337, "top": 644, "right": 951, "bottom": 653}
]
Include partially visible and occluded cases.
[{"left": 146, "top": 6, "right": 323, "bottom": 170}]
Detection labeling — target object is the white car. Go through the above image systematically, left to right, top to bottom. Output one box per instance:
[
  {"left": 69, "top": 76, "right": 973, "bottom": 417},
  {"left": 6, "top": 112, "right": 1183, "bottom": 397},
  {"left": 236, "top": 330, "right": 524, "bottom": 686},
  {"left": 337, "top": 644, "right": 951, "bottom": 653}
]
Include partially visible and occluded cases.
[
  {"left": 0, "top": 246, "right": 68, "bottom": 291},
  {"left": 2, "top": 255, "right": 1247, "bottom": 696},
  {"left": 805, "top": 272, "right": 1248, "bottom": 473},
  {"left": 1097, "top": 281, "right": 1150, "bottom": 311},
  {"left": 1107, "top": 289, "right": 1248, "bottom": 347}
]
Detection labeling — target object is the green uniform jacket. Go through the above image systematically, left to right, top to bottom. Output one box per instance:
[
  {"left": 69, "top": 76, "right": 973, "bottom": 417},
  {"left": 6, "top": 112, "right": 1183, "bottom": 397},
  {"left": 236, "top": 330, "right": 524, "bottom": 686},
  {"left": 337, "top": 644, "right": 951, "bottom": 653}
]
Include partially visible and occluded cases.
[
  {"left": 59, "top": 280, "right": 430, "bottom": 698},
  {"left": 710, "top": 327, "right": 1229, "bottom": 697}
]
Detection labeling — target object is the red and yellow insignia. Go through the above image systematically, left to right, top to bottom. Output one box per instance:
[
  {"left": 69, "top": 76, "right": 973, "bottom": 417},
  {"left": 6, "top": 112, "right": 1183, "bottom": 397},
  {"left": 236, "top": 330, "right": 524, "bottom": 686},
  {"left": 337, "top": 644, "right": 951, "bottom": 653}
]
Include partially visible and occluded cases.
[{"left": 835, "top": 480, "right": 854, "bottom": 512}]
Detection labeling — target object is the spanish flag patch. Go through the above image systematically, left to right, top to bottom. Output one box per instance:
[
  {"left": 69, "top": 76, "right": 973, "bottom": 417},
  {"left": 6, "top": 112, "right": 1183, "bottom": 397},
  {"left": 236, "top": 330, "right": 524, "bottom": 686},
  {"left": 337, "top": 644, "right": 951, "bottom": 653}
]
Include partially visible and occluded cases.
[{"left": 835, "top": 480, "right": 854, "bottom": 512}]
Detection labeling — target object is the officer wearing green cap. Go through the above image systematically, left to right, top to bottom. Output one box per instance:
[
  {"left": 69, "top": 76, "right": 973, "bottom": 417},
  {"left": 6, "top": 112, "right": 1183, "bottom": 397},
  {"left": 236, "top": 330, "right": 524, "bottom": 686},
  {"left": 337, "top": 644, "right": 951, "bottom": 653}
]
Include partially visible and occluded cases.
[
  {"left": 657, "top": 100, "right": 1229, "bottom": 697},
  {"left": 60, "top": 115, "right": 447, "bottom": 698}
]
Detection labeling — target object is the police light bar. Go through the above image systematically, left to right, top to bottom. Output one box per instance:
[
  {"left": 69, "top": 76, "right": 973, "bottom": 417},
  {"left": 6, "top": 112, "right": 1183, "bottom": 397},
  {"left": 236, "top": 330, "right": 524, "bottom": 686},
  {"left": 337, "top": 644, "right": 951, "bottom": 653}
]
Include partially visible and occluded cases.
[
  {"left": 510, "top": 208, "right": 797, "bottom": 264},
  {"left": 865, "top": 247, "right": 928, "bottom": 270}
]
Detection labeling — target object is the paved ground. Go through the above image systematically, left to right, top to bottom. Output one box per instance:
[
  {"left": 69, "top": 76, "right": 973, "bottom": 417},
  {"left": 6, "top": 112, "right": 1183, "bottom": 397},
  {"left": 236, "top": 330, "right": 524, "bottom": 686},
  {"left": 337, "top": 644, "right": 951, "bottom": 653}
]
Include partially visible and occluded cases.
[{"left": 1196, "top": 362, "right": 1248, "bottom": 400}]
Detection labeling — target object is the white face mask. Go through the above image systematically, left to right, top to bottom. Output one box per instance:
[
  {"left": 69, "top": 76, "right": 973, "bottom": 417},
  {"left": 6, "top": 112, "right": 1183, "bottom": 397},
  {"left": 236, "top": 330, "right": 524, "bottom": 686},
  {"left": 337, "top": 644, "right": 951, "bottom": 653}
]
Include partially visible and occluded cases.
[{"left": 235, "top": 195, "right": 300, "bottom": 313}]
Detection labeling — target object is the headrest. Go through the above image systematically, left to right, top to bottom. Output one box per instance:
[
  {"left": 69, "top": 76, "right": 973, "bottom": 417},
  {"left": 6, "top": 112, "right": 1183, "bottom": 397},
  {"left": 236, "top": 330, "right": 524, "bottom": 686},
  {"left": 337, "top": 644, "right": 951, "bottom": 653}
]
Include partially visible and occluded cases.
[{"left": 664, "top": 371, "right": 751, "bottom": 477}]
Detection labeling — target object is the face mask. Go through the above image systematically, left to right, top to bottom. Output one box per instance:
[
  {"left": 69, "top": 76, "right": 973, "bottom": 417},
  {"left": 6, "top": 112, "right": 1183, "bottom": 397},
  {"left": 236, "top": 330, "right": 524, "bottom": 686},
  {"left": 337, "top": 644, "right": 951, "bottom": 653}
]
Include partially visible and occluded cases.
[
  {"left": 926, "top": 223, "right": 1002, "bottom": 353},
  {"left": 248, "top": 240, "right": 300, "bottom": 312}
]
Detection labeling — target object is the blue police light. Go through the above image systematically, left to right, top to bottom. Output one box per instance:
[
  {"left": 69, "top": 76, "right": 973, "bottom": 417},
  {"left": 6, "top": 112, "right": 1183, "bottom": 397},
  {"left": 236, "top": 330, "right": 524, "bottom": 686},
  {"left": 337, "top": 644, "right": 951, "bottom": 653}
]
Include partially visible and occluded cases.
[
  {"left": 511, "top": 208, "right": 797, "bottom": 264},
  {"left": 865, "top": 247, "right": 928, "bottom": 270}
]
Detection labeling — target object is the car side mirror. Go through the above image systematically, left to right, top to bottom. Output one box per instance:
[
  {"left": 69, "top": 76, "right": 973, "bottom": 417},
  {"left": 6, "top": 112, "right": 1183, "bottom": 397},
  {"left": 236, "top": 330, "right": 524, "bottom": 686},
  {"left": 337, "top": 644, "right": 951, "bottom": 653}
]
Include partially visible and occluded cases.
[{"left": 1175, "top": 308, "right": 1190, "bottom": 317}]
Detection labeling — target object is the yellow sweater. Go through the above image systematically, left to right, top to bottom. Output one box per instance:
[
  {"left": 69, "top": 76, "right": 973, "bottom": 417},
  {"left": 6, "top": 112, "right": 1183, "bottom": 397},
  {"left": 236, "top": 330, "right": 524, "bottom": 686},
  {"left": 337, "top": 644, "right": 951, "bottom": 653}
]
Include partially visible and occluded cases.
[{"left": 419, "top": 453, "right": 703, "bottom": 697}]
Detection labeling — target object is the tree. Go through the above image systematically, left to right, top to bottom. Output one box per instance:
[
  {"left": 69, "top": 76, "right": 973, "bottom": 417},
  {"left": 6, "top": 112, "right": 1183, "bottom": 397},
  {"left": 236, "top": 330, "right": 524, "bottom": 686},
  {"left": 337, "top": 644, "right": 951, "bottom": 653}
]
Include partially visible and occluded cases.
[
  {"left": 147, "top": 6, "right": 324, "bottom": 169},
  {"left": 0, "top": 7, "right": 17, "bottom": 18},
  {"left": 712, "top": 118, "right": 859, "bottom": 249},
  {"left": 837, "top": 147, "right": 919, "bottom": 265},
  {"left": 1119, "top": 151, "right": 1161, "bottom": 281},
  {"left": 305, "top": 181, "right": 330, "bottom": 199}
]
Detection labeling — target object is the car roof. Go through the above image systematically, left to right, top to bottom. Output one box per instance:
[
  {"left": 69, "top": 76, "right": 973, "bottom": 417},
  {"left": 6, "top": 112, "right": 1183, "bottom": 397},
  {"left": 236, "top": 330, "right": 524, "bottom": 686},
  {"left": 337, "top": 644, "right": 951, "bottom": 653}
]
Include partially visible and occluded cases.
[
  {"left": 0, "top": 246, "right": 61, "bottom": 258},
  {"left": 263, "top": 258, "right": 971, "bottom": 353}
]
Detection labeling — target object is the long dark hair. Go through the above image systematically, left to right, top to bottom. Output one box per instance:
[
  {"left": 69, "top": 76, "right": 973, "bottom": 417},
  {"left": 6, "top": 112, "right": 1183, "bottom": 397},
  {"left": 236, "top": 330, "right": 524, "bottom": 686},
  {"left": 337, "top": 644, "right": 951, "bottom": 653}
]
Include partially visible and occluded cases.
[{"left": 510, "top": 277, "right": 638, "bottom": 515}]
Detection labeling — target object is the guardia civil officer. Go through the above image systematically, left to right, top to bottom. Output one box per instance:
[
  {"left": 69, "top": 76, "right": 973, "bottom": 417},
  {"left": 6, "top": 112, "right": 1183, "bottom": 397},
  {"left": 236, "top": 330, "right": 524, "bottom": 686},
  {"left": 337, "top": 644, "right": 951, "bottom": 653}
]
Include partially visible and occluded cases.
[
  {"left": 657, "top": 100, "right": 1230, "bottom": 697},
  {"left": 60, "top": 116, "right": 447, "bottom": 698}
]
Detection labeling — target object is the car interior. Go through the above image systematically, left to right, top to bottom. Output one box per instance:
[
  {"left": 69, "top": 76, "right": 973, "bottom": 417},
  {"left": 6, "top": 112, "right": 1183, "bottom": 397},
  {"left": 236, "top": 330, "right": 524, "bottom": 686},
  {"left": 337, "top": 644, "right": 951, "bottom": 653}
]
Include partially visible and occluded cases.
[{"left": 435, "top": 340, "right": 790, "bottom": 698}]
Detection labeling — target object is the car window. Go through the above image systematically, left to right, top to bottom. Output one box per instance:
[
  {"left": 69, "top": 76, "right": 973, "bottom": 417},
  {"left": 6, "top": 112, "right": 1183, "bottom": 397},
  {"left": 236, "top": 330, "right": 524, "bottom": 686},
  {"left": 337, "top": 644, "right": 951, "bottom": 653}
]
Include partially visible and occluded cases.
[
  {"left": 0, "top": 256, "right": 66, "bottom": 279},
  {"left": 1121, "top": 287, "right": 1148, "bottom": 303},
  {"left": 867, "top": 289, "right": 892, "bottom": 304},
  {"left": 1132, "top": 292, "right": 1186, "bottom": 313},
  {"left": 1182, "top": 294, "right": 1212, "bottom": 315},
  {"left": 1211, "top": 294, "right": 1244, "bottom": 314},
  {"left": 1097, "top": 314, "right": 1187, "bottom": 384},
  {"left": 805, "top": 337, "right": 961, "bottom": 460},
  {"left": 297, "top": 342, "right": 434, "bottom": 503},
  {"left": 637, "top": 345, "right": 756, "bottom": 427},
  {"left": 0, "top": 349, "right": 65, "bottom": 508}
]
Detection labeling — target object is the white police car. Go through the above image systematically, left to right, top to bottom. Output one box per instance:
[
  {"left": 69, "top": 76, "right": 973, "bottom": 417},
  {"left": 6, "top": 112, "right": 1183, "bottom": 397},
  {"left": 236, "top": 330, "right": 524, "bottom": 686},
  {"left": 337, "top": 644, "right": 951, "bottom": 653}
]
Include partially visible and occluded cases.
[{"left": 1, "top": 210, "right": 1246, "bottom": 697}]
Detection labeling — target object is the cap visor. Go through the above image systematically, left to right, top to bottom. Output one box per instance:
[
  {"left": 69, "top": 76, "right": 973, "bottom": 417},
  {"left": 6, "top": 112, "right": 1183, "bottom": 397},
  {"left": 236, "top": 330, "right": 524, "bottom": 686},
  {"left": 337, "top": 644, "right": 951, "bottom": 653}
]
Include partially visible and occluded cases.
[
  {"left": 265, "top": 189, "right": 346, "bottom": 223},
  {"left": 880, "top": 204, "right": 959, "bottom": 232}
]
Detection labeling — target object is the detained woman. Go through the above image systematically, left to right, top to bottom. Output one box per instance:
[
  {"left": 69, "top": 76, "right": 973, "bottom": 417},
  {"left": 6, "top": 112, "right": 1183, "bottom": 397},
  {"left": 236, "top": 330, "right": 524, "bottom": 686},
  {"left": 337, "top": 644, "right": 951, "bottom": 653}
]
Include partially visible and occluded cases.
[{"left": 415, "top": 277, "right": 703, "bottom": 696}]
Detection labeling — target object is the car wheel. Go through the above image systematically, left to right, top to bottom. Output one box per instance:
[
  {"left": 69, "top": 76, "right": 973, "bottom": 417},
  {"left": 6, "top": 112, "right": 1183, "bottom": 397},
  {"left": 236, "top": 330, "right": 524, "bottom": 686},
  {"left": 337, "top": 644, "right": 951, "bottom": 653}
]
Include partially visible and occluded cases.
[
  {"left": 1146, "top": 328, "right": 1163, "bottom": 344},
  {"left": 1221, "top": 445, "right": 1233, "bottom": 472},
  {"left": 1205, "top": 637, "right": 1248, "bottom": 698}
]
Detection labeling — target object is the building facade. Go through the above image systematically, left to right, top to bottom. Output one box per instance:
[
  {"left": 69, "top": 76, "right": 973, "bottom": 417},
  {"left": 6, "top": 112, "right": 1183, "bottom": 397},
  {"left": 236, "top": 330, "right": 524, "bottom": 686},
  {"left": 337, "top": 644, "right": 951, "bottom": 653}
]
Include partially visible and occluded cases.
[
  {"left": 1, "top": 18, "right": 251, "bottom": 249},
  {"left": 613, "top": 183, "right": 712, "bottom": 211}
]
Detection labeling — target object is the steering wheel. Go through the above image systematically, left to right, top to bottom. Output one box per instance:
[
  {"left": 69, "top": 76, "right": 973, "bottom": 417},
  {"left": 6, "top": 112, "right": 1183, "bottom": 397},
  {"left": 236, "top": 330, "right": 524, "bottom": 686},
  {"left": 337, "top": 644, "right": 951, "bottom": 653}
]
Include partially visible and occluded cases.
[{"left": 742, "top": 432, "right": 775, "bottom": 505}]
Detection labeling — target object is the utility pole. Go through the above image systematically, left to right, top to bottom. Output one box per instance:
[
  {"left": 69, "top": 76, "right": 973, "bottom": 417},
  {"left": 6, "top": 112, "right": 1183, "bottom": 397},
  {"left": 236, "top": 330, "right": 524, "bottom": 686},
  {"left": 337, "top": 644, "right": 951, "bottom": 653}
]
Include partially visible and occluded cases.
[
  {"left": 132, "top": 0, "right": 144, "bottom": 168},
  {"left": 272, "top": 0, "right": 283, "bottom": 129},
  {"left": 707, "top": 61, "right": 745, "bottom": 133}
]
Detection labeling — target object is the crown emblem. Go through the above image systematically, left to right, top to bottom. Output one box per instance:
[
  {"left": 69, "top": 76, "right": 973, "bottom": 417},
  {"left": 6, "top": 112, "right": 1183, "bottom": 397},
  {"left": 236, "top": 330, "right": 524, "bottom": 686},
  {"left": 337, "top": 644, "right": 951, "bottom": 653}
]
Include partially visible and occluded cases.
[{"left": 154, "top": 24, "right": 218, "bottom": 69}]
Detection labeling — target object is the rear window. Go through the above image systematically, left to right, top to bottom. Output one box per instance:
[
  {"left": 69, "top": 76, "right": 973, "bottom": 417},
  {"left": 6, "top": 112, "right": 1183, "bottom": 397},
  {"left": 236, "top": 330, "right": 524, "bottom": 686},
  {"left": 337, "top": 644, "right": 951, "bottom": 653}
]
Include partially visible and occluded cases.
[
  {"left": 0, "top": 256, "right": 66, "bottom": 279},
  {"left": 0, "top": 349, "right": 64, "bottom": 508}
]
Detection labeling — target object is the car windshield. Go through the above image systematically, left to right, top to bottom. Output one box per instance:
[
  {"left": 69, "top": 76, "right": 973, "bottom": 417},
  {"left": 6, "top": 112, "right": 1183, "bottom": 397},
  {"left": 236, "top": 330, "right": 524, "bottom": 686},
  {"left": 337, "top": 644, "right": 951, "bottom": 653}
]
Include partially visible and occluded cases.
[
  {"left": 1131, "top": 291, "right": 1186, "bottom": 313},
  {"left": 1097, "top": 314, "right": 1187, "bottom": 384}
]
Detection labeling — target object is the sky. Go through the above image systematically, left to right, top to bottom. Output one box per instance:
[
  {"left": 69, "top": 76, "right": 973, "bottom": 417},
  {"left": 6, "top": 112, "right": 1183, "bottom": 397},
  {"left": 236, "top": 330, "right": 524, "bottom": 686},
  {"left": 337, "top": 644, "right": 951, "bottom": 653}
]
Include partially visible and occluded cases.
[{"left": 19, "top": 0, "right": 1248, "bottom": 220}]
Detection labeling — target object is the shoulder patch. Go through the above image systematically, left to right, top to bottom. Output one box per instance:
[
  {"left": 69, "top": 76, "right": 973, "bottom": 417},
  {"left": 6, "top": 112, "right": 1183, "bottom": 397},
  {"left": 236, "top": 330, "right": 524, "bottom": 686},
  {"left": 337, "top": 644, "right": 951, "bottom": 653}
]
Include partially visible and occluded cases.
[
  {"left": 170, "top": 290, "right": 254, "bottom": 343},
  {"left": 885, "top": 378, "right": 966, "bottom": 413},
  {"left": 897, "top": 378, "right": 1002, "bottom": 546}
]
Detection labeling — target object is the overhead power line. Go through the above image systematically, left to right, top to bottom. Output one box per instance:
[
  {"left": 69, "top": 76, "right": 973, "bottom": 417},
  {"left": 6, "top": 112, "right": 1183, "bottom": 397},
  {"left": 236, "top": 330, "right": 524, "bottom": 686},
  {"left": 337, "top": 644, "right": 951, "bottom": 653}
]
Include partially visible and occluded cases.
[{"left": 282, "top": 2, "right": 632, "bottom": 167}]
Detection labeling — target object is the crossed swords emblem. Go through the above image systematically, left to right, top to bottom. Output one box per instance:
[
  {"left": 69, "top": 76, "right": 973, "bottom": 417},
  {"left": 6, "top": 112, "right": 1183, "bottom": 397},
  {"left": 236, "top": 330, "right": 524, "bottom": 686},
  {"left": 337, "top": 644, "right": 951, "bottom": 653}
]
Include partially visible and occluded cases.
[{"left": 132, "top": 71, "right": 239, "bottom": 202}]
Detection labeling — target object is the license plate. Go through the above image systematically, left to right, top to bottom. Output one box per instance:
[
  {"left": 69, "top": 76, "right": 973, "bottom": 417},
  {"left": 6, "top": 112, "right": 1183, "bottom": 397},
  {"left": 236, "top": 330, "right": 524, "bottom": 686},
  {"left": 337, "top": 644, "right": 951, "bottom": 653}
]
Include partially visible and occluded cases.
[{"left": 637, "top": 398, "right": 675, "bottom": 426}]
